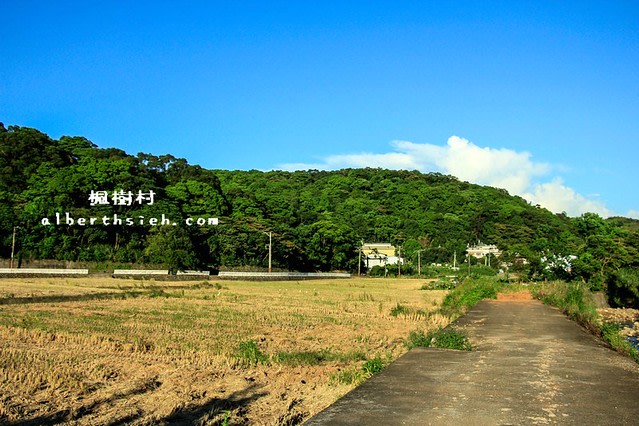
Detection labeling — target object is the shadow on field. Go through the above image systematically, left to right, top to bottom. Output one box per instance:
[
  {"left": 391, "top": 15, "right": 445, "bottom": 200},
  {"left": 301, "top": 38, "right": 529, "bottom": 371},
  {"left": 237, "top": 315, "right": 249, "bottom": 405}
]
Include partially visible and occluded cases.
[
  {"left": 0, "top": 283, "right": 222, "bottom": 306},
  {"left": 3, "top": 376, "right": 163, "bottom": 425},
  {"left": 3, "top": 382, "right": 270, "bottom": 425},
  {"left": 159, "top": 383, "right": 268, "bottom": 425}
]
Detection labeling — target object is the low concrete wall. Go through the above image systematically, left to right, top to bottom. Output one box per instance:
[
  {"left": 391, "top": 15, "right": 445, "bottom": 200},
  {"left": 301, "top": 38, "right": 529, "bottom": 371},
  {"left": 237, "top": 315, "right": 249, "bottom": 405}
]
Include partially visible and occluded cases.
[
  {"left": 0, "top": 268, "right": 89, "bottom": 278},
  {"left": 112, "top": 269, "right": 210, "bottom": 281},
  {"left": 113, "top": 269, "right": 170, "bottom": 276},
  {"left": 177, "top": 270, "right": 211, "bottom": 276},
  {"left": 218, "top": 271, "right": 351, "bottom": 281}
]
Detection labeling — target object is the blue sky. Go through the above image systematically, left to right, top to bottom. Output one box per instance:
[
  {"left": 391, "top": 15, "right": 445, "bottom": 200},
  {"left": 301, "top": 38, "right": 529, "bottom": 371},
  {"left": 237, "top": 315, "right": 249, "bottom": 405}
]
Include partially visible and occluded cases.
[{"left": 1, "top": 1, "right": 638, "bottom": 218}]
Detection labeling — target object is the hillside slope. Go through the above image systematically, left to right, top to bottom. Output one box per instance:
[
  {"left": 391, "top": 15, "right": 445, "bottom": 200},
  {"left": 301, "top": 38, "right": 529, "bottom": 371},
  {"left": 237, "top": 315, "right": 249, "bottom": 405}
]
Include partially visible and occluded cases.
[{"left": 1, "top": 123, "right": 637, "bottom": 283}]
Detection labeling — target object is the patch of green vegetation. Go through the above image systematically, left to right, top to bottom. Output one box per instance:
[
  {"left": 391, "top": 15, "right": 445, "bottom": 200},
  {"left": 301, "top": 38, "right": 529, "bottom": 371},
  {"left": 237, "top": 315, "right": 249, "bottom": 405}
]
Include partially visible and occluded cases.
[
  {"left": 440, "top": 276, "right": 503, "bottom": 318},
  {"left": 420, "top": 279, "right": 456, "bottom": 290},
  {"left": 389, "top": 303, "right": 429, "bottom": 319},
  {"left": 390, "top": 303, "right": 409, "bottom": 317},
  {"left": 600, "top": 323, "right": 639, "bottom": 363},
  {"left": 405, "top": 327, "right": 472, "bottom": 351},
  {"left": 431, "top": 328, "right": 472, "bottom": 351},
  {"left": 405, "top": 329, "right": 432, "bottom": 349},
  {"left": 234, "top": 340, "right": 269, "bottom": 367},
  {"left": 275, "top": 347, "right": 367, "bottom": 367},
  {"left": 329, "top": 355, "right": 386, "bottom": 385},
  {"left": 361, "top": 356, "right": 384, "bottom": 377},
  {"left": 330, "top": 367, "right": 362, "bottom": 386}
]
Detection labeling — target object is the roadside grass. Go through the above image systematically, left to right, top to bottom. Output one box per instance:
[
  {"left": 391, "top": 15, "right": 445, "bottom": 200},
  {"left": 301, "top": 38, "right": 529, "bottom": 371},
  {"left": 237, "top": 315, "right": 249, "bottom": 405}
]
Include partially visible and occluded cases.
[
  {"left": 402, "top": 276, "right": 507, "bottom": 353},
  {"left": 439, "top": 276, "right": 503, "bottom": 319},
  {"left": 532, "top": 280, "right": 639, "bottom": 363},
  {"left": 329, "top": 355, "right": 388, "bottom": 386}
]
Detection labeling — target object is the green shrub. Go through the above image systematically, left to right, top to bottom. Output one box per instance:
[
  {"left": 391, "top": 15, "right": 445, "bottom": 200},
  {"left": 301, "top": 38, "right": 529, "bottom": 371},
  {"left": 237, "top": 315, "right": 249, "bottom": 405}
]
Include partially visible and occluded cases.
[
  {"left": 607, "top": 268, "right": 639, "bottom": 308},
  {"left": 431, "top": 328, "right": 472, "bottom": 351},
  {"left": 405, "top": 329, "right": 432, "bottom": 349}
]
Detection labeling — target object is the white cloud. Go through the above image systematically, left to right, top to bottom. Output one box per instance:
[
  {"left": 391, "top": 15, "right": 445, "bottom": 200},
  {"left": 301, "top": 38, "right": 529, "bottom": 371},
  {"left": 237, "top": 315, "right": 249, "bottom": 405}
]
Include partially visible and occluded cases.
[
  {"left": 277, "top": 136, "right": 618, "bottom": 217},
  {"left": 391, "top": 137, "right": 550, "bottom": 195},
  {"left": 522, "top": 178, "right": 613, "bottom": 218},
  {"left": 625, "top": 210, "right": 639, "bottom": 220}
]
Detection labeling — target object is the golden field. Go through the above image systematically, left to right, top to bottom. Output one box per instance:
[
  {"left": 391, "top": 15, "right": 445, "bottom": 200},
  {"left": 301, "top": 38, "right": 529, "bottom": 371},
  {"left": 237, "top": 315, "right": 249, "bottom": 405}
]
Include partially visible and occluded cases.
[{"left": 0, "top": 277, "right": 448, "bottom": 425}]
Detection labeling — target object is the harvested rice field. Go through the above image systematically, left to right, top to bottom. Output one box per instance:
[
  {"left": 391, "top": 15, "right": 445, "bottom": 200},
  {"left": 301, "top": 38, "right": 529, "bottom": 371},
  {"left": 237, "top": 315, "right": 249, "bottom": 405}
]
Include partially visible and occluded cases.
[{"left": 0, "top": 277, "right": 448, "bottom": 425}]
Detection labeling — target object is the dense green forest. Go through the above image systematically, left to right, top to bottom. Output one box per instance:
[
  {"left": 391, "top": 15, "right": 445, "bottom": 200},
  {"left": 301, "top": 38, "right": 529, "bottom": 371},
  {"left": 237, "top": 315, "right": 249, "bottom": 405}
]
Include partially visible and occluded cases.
[{"left": 1, "top": 124, "right": 638, "bottom": 305}]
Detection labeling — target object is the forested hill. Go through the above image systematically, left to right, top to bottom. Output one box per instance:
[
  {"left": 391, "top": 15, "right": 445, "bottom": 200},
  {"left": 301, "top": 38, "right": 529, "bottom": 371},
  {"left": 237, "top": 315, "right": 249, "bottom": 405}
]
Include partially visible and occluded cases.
[{"left": 1, "top": 123, "right": 638, "bottom": 284}]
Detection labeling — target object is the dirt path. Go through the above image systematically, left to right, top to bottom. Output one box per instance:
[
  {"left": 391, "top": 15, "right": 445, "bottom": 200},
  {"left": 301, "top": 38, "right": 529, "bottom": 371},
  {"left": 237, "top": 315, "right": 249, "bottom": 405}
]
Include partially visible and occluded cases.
[{"left": 307, "top": 298, "right": 639, "bottom": 425}]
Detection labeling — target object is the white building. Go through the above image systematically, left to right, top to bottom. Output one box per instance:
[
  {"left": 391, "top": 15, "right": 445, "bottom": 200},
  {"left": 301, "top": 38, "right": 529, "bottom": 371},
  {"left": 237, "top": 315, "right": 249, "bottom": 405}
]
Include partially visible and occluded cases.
[
  {"left": 467, "top": 242, "right": 502, "bottom": 259},
  {"left": 361, "top": 243, "right": 403, "bottom": 268}
]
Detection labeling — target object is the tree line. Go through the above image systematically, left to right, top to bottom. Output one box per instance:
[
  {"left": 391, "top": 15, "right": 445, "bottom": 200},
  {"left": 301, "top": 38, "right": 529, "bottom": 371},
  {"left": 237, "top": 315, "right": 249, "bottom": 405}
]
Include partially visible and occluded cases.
[{"left": 1, "top": 124, "right": 638, "bottom": 306}]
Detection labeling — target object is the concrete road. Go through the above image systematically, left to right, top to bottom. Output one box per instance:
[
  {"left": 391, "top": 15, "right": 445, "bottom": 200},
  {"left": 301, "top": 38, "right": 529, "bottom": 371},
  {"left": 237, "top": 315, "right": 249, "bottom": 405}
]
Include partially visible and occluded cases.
[{"left": 306, "top": 299, "right": 639, "bottom": 425}]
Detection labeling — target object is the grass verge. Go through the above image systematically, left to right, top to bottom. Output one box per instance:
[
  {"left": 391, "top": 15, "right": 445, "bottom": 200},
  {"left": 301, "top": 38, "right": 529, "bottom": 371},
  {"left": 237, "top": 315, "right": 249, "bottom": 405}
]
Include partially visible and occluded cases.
[
  {"left": 439, "top": 276, "right": 503, "bottom": 319},
  {"left": 533, "top": 281, "right": 639, "bottom": 363}
]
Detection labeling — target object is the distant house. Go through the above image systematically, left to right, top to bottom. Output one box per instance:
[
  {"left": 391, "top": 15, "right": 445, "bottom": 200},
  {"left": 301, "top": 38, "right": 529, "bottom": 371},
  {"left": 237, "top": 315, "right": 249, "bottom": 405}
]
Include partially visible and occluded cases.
[
  {"left": 467, "top": 242, "right": 502, "bottom": 259},
  {"left": 361, "top": 243, "right": 403, "bottom": 269}
]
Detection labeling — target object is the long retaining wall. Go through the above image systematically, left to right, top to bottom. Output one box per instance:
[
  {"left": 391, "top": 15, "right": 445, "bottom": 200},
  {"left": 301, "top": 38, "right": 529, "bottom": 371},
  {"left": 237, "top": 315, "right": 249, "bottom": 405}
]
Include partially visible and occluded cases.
[
  {"left": 0, "top": 268, "right": 89, "bottom": 278},
  {"left": 0, "top": 268, "right": 345, "bottom": 281},
  {"left": 112, "top": 270, "right": 211, "bottom": 280},
  {"left": 218, "top": 271, "right": 351, "bottom": 281}
]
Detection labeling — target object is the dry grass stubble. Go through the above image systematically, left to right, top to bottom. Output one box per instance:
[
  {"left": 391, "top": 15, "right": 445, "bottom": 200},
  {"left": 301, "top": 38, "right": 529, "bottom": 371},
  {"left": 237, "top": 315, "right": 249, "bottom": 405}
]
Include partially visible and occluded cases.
[{"left": 0, "top": 277, "right": 448, "bottom": 424}]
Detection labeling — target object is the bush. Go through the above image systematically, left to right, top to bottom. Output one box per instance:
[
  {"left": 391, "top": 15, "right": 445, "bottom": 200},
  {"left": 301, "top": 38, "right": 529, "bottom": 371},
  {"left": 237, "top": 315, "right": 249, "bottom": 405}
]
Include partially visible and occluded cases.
[
  {"left": 607, "top": 268, "right": 639, "bottom": 308},
  {"left": 431, "top": 328, "right": 472, "bottom": 351},
  {"left": 405, "top": 329, "right": 431, "bottom": 349}
]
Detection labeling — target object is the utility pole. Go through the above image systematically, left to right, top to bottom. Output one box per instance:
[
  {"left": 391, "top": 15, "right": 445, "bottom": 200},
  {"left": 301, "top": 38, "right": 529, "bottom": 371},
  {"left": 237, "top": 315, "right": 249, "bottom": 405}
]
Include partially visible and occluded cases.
[
  {"left": 10, "top": 226, "right": 19, "bottom": 269},
  {"left": 263, "top": 231, "right": 272, "bottom": 273},
  {"left": 358, "top": 240, "right": 363, "bottom": 276},
  {"left": 398, "top": 246, "right": 401, "bottom": 278},
  {"left": 418, "top": 250, "right": 421, "bottom": 277},
  {"left": 453, "top": 251, "right": 457, "bottom": 269}
]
